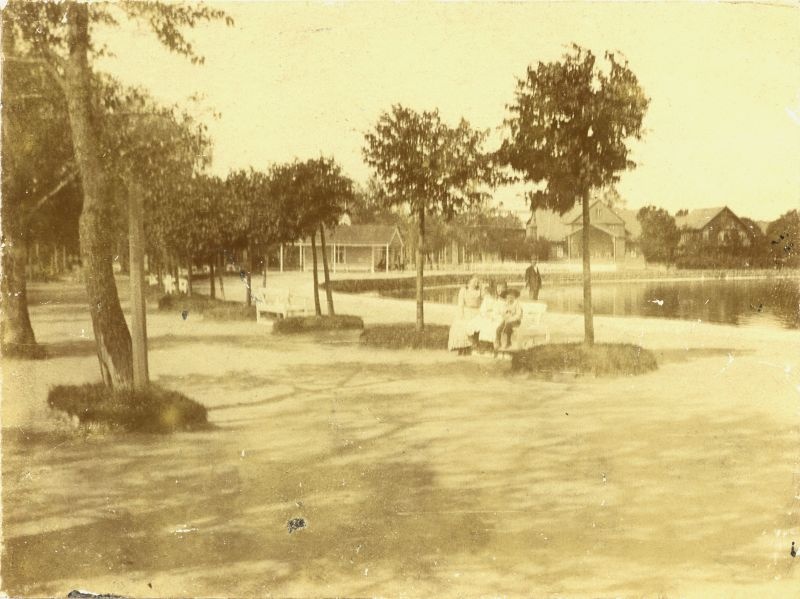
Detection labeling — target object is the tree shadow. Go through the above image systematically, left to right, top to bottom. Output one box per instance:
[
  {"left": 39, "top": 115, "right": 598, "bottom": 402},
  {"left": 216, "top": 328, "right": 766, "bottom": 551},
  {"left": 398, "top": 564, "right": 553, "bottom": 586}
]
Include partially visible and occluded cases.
[
  {"left": 39, "top": 339, "right": 98, "bottom": 359},
  {"left": 2, "top": 427, "right": 491, "bottom": 597}
]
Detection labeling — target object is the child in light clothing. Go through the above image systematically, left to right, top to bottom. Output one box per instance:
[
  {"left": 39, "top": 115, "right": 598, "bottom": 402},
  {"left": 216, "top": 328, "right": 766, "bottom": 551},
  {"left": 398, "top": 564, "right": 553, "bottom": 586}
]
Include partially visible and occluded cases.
[{"left": 496, "top": 288, "right": 523, "bottom": 350}]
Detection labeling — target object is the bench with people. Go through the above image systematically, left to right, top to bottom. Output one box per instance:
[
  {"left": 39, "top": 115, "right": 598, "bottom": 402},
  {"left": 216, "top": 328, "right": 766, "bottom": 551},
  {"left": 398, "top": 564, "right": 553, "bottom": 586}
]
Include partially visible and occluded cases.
[{"left": 447, "top": 276, "right": 549, "bottom": 357}]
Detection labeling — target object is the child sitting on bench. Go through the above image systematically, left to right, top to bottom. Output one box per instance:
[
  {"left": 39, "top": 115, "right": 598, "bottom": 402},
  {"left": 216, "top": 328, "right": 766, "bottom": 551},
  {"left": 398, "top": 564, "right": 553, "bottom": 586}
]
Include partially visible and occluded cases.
[{"left": 496, "top": 288, "right": 523, "bottom": 350}]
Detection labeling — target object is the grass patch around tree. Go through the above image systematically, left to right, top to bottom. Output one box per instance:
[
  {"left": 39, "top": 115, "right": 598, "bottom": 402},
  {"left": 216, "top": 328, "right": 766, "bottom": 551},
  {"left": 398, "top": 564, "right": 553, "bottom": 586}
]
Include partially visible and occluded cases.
[
  {"left": 157, "top": 293, "right": 256, "bottom": 321},
  {"left": 272, "top": 314, "right": 364, "bottom": 334},
  {"left": 360, "top": 323, "right": 450, "bottom": 350},
  {"left": 511, "top": 342, "right": 658, "bottom": 378},
  {"left": 48, "top": 383, "right": 209, "bottom": 433}
]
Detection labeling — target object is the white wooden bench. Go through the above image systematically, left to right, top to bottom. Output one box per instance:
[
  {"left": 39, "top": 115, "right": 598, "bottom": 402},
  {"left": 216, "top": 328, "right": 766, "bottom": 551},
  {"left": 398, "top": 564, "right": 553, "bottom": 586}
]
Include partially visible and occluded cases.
[
  {"left": 163, "top": 274, "right": 176, "bottom": 295},
  {"left": 254, "top": 288, "right": 312, "bottom": 323},
  {"left": 512, "top": 302, "right": 550, "bottom": 350}
]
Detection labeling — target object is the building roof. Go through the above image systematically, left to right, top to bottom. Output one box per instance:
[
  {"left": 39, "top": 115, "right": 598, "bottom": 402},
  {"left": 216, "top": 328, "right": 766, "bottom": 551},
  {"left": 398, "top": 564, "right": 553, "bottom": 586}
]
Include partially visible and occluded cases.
[
  {"left": 530, "top": 202, "right": 642, "bottom": 241},
  {"left": 674, "top": 207, "right": 728, "bottom": 230},
  {"left": 529, "top": 209, "right": 571, "bottom": 242},
  {"left": 316, "top": 224, "right": 402, "bottom": 246}
]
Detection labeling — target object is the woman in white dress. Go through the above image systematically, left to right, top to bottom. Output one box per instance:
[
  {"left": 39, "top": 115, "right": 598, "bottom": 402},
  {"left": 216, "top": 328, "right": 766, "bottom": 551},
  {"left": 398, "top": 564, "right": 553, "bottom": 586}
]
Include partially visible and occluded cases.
[
  {"left": 448, "top": 276, "right": 482, "bottom": 355},
  {"left": 476, "top": 283, "right": 503, "bottom": 348}
]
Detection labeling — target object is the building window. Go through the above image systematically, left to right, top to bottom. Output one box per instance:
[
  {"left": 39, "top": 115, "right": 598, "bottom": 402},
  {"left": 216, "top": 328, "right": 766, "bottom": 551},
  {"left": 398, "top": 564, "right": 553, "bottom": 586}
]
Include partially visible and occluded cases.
[{"left": 335, "top": 246, "right": 345, "bottom": 263}]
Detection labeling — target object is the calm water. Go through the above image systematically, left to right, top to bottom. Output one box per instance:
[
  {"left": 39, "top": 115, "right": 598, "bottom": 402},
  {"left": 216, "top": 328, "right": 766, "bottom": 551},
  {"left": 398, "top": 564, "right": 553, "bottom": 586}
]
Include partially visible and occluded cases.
[{"left": 381, "top": 277, "right": 800, "bottom": 329}]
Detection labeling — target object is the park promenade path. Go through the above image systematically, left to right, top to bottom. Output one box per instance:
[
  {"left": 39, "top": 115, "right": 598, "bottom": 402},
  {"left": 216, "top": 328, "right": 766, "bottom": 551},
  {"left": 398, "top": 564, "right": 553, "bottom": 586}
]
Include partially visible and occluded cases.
[{"left": 2, "top": 273, "right": 800, "bottom": 598}]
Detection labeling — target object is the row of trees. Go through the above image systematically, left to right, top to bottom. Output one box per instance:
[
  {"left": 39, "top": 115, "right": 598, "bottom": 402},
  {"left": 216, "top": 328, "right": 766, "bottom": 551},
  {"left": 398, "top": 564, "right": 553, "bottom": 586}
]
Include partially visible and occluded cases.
[
  {"left": 364, "top": 46, "right": 649, "bottom": 343},
  {"left": 145, "top": 159, "right": 353, "bottom": 310},
  {"left": 637, "top": 207, "right": 800, "bottom": 269}
]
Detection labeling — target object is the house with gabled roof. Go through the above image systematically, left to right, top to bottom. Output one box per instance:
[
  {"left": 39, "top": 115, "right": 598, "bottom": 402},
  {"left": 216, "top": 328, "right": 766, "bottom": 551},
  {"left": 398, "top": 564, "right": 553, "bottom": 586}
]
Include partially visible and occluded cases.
[
  {"left": 528, "top": 200, "right": 641, "bottom": 262},
  {"left": 674, "top": 206, "right": 751, "bottom": 247},
  {"left": 298, "top": 224, "right": 405, "bottom": 273}
]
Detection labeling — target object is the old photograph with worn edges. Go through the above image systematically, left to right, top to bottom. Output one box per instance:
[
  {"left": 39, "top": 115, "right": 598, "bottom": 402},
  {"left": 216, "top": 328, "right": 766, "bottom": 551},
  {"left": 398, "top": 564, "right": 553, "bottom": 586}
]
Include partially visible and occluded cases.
[{"left": 1, "top": 1, "right": 799, "bottom": 597}]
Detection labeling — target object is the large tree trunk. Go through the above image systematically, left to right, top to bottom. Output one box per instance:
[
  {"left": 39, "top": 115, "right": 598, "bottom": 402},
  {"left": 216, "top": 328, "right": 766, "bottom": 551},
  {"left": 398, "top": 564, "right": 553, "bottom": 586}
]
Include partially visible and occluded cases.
[
  {"left": 63, "top": 3, "right": 132, "bottom": 386},
  {"left": 581, "top": 189, "right": 595, "bottom": 345},
  {"left": 416, "top": 205, "right": 425, "bottom": 332},
  {"left": 0, "top": 224, "right": 41, "bottom": 358},
  {"left": 319, "top": 225, "right": 335, "bottom": 316},
  {"left": 310, "top": 232, "right": 322, "bottom": 316},
  {"left": 209, "top": 260, "right": 216, "bottom": 299}
]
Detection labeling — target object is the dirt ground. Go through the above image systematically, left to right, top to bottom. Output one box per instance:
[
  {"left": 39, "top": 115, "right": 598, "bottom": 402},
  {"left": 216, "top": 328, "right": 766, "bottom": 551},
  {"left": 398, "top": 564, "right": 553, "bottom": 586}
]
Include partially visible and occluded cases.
[{"left": 3, "top": 274, "right": 800, "bottom": 598}]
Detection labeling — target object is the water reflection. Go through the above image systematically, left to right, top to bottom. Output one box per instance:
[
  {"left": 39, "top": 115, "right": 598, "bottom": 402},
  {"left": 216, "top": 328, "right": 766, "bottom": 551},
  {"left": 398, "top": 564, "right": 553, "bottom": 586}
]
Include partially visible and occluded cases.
[{"left": 381, "top": 277, "right": 800, "bottom": 329}]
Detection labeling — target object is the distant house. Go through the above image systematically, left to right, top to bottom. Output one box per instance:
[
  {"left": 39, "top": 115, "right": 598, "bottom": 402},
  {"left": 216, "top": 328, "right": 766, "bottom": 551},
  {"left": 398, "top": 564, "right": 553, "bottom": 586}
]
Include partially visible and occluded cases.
[
  {"left": 528, "top": 200, "right": 640, "bottom": 262},
  {"left": 675, "top": 207, "right": 751, "bottom": 247},
  {"left": 526, "top": 210, "right": 569, "bottom": 258},
  {"left": 298, "top": 224, "right": 405, "bottom": 273}
]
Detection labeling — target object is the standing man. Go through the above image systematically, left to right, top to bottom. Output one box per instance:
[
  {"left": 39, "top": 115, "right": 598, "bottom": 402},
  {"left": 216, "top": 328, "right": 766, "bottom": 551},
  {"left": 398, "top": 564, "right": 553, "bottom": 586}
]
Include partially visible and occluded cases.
[{"left": 525, "top": 256, "right": 543, "bottom": 300}]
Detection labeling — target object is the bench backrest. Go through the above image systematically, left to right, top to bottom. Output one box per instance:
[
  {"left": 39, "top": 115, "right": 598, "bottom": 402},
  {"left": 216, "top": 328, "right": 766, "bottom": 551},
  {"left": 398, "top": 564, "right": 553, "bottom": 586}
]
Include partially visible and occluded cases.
[
  {"left": 254, "top": 288, "right": 307, "bottom": 307},
  {"left": 522, "top": 302, "right": 547, "bottom": 325}
]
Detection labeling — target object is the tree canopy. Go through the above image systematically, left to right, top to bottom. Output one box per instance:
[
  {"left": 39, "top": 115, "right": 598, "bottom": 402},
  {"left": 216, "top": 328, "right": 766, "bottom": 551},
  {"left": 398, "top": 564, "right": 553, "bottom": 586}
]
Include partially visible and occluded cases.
[
  {"left": 501, "top": 45, "right": 649, "bottom": 214},
  {"left": 363, "top": 104, "right": 493, "bottom": 330},
  {"left": 363, "top": 105, "right": 493, "bottom": 220},
  {"left": 637, "top": 206, "right": 680, "bottom": 264},
  {"left": 766, "top": 210, "right": 800, "bottom": 268}
]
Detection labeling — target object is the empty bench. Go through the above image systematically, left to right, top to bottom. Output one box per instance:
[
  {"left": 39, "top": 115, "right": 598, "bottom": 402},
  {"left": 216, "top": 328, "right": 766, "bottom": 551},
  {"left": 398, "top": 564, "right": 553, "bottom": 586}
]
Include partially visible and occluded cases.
[{"left": 254, "top": 288, "right": 311, "bottom": 323}]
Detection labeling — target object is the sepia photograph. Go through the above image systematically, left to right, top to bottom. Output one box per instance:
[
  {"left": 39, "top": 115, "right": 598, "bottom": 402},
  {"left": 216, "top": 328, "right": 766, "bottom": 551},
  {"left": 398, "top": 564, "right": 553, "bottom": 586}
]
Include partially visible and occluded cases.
[{"left": 1, "top": 0, "right": 799, "bottom": 597}]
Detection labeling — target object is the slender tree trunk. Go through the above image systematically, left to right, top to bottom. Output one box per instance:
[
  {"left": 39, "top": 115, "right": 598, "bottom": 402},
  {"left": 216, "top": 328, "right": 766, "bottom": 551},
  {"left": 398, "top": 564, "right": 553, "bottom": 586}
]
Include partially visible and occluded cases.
[
  {"left": 63, "top": 3, "right": 132, "bottom": 386},
  {"left": 128, "top": 180, "right": 148, "bottom": 389},
  {"left": 581, "top": 189, "right": 595, "bottom": 345},
  {"left": 416, "top": 205, "right": 425, "bottom": 332},
  {"left": 0, "top": 222, "right": 41, "bottom": 357},
  {"left": 319, "top": 225, "right": 335, "bottom": 316},
  {"left": 310, "top": 232, "right": 322, "bottom": 316},
  {"left": 245, "top": 248, "right": 253, "bottom": 307},
  {"left": 262, "top": 250, "right": 267, "bottom": 288},
  {"left": 217, "top": 253, "right": 226, "bottom": 300},
  {"left": 186, "top": 256, "right": 193, "bottom": 297},
  {"left": 209, "top": 260, "right": 216, "bottom": 299}
]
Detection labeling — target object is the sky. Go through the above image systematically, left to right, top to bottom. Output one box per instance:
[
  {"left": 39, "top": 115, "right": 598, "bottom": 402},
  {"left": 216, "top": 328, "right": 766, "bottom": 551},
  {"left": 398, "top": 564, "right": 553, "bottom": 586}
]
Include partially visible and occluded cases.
[{"left": 96, "top": 1, "right": 800, "bottom": 222}]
